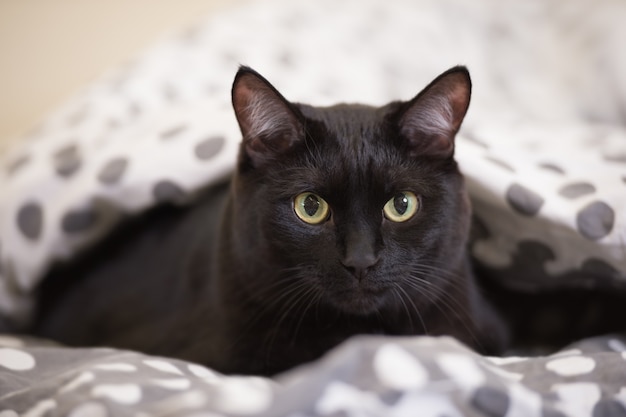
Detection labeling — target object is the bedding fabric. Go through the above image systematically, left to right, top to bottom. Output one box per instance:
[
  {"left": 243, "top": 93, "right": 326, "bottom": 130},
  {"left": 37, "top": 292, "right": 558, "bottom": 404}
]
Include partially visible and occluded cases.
[
  {"left": 1, "top": 0, "right": 626, "bottom": 414},
  {"left": 3, "top": 334, "right": 626, "bottom": 417}
]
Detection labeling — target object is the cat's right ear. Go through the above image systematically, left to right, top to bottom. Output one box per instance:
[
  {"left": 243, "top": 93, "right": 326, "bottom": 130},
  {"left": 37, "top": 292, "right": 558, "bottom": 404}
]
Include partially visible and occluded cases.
[{"left": 232, "top": 66, "right": 304, "bottom": 168}]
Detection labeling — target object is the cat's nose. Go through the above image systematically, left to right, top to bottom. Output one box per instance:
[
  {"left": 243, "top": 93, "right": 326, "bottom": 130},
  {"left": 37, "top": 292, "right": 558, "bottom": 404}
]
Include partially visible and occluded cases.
[
  {"left": 342, "top": 226, "right": 380, "bottom": 280},
  {"left": 342, "top": 252, "right": 379, "bottom": 281}
]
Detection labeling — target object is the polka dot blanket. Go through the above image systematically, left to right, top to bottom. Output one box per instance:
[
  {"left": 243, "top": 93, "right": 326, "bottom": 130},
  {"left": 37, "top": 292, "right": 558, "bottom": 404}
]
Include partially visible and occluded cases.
[
  {"left": 1, "top": 0, "right": 626, "bottom": 415},
  {"left": 1, "top": 333, "right": 626, "bottom": 417}
]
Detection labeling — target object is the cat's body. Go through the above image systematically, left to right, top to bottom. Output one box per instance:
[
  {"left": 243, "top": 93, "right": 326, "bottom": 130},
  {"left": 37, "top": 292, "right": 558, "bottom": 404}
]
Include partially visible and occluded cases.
[{"left": 32, "top": 67, "right": 508, "bottom": 375}]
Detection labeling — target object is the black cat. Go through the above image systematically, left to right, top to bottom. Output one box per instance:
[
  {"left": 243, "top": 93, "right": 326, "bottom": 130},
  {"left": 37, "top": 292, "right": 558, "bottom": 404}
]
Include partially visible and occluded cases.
[{"left": 32, "top": 66, "right": 508, "bottom": 375}]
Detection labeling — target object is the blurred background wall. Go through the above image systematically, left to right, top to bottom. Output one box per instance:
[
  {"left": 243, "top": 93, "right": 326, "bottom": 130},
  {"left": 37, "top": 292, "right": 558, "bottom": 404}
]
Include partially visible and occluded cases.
[{"left": 0, "top": 0, "right": 246, "bottom": 144}]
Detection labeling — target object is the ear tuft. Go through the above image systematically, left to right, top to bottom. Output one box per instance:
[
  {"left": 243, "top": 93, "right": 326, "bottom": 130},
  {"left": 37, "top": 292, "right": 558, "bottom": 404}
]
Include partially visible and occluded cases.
[
  {"left": 232, "top": 66, "right": 303, "bottom": 167},
  {"left": 399, "top": 66, "right": 471, "bottom": 159}
]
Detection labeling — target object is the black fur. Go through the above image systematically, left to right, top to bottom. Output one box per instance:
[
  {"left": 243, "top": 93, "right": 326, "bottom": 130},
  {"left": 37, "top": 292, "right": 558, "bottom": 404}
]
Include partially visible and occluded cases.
[{"left": 32, "top": 67, "right": 508, "bottom": 375}]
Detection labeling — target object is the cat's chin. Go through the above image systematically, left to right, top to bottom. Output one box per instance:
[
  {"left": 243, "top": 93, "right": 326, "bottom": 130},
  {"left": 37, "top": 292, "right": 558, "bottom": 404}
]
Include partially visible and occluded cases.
[{"left": 328, "top": 287, "right": 390, "bottom": 316}]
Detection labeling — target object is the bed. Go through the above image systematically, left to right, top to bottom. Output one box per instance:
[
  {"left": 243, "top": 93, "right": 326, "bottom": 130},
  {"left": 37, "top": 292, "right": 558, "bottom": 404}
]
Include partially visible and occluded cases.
[{"left": 1, "top": 0, "right": 625, "bottom": 415}]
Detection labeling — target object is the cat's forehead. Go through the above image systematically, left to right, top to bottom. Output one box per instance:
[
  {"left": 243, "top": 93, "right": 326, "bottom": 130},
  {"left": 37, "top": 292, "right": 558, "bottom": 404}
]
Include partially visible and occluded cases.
[
  {"left": 296, "top": 102, "right": 396, "bottom": 158},
  {"left": 282, "top": 103, "right": 429, "bottom": 198},
  {"left": 297, "top": 103, "right": 387, "bottom": 135}
]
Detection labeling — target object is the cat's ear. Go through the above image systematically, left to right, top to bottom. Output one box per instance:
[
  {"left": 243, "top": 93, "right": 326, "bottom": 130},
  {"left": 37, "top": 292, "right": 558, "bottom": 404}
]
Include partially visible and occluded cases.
[
  {"left": 232, "top": 66, "right": 304, "bottom": 167},
  {"left": 398, "top": 66, "right": 471, "bottom": 159}
]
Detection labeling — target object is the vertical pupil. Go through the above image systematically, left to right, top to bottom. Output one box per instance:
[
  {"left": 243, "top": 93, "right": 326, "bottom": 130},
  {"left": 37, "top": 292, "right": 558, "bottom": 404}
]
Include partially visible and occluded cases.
[
  {"left": 394, "top": 193, "right": 409, "bottom": 215},
  {"left": 303, "top": 195, "right": 320, "bottom": 216}
]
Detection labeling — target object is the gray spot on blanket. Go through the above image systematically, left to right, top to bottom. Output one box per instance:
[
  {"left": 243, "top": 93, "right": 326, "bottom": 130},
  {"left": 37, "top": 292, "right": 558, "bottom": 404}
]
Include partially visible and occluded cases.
[
  {"left": 160, "top": 125, "right": 187, "bottom": 140},
  {"left": 194, "top": 136, "right": 225, "bottom": 160},
  {"left": 53, "top": 144, "right": 82, "bottom": 178},
  {"left": 603, "top": 152, "right": 626, "bottom": 164},
  {"left": 6, "top": 155, "right": 31, "bottom": 176},
  {"left": 485, "top": 156, "right": 515, "bottom": 172},
  {"left": 97, "top": 157, "right": 128, "bottom": 185},
  {"left": 538, "top": 162, "right": 565, "bottom": 175},
  {"left": 153, "top": 180, "right": 186, "bottom": 203},
  {"left": 559, "top": 182, "right": 596, "bottom": 199},
  {"left": 505, "top": 183, "right": 544, "bottom": 216},
  {"left": 576, "top": 201, "right": 615, "bottom": 240},
  {"left": 16, "top": 202, "right": 43, "bottom": 240},
  {"left": 62, "top": 209, "right": 99, "bottom": 233},
  {"left": 471, "top": 386, "right": 510, "bottom": 417},
  {"left": 593, "top": 400, "right": 626, "bottom": 417},
  {"left": 542, "top": 408, "right": 568, "bottom": 417}
]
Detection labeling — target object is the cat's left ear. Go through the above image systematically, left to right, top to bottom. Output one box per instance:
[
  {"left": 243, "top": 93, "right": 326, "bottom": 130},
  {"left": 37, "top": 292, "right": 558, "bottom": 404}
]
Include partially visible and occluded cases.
[
  {"left": 232, "top": 66, "right": 304, "bottom": 168},
  {"left": 398, "top": 66, "right": 471, "bottom": 159}
]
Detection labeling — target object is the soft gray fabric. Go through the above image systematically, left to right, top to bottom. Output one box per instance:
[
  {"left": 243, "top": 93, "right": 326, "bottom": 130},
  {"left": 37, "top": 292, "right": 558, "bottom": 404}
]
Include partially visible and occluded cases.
[{"left": 2, "top": 334, "right": 626, "bottom": 416}]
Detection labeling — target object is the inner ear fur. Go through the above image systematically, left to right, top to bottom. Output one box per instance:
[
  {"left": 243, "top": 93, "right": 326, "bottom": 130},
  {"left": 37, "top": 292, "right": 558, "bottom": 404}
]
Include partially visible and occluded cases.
[
  {"left": 231, "top": 66, "right": 304, "bottom": 167},
  {"left": 398, "top": 66, "right": 472, "bottom": 159}
]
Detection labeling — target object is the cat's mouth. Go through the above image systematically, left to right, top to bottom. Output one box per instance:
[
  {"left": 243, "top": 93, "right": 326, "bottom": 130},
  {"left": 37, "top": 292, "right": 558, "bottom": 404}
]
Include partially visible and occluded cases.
[{"left": 329, "top": 282, "right": 391, "bottom": 315}]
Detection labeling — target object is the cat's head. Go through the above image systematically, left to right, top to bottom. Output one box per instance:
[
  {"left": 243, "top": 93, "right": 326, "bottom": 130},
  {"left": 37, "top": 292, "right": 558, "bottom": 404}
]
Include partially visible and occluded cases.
[{"left": 229, "top": 66, "right": 472, "bottom": 316}]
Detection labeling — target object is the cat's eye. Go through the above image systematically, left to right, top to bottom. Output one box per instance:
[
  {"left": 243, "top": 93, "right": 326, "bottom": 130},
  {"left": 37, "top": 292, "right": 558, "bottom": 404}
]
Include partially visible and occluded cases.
[
  {"left": 383, "top": 191, "right": 419, "bottom": 222},
  {"left": 294, "top": 193, "right": 330, "bottom": 224}
]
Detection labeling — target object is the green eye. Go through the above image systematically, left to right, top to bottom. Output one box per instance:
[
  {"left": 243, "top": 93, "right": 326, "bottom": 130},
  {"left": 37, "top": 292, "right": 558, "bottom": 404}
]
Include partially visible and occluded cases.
[
  {"left": 383, "top": 191, "right": 419, "bottom": 222},
  {"left": 294, "top": 193, "right": 330, "bottom": 224}
]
